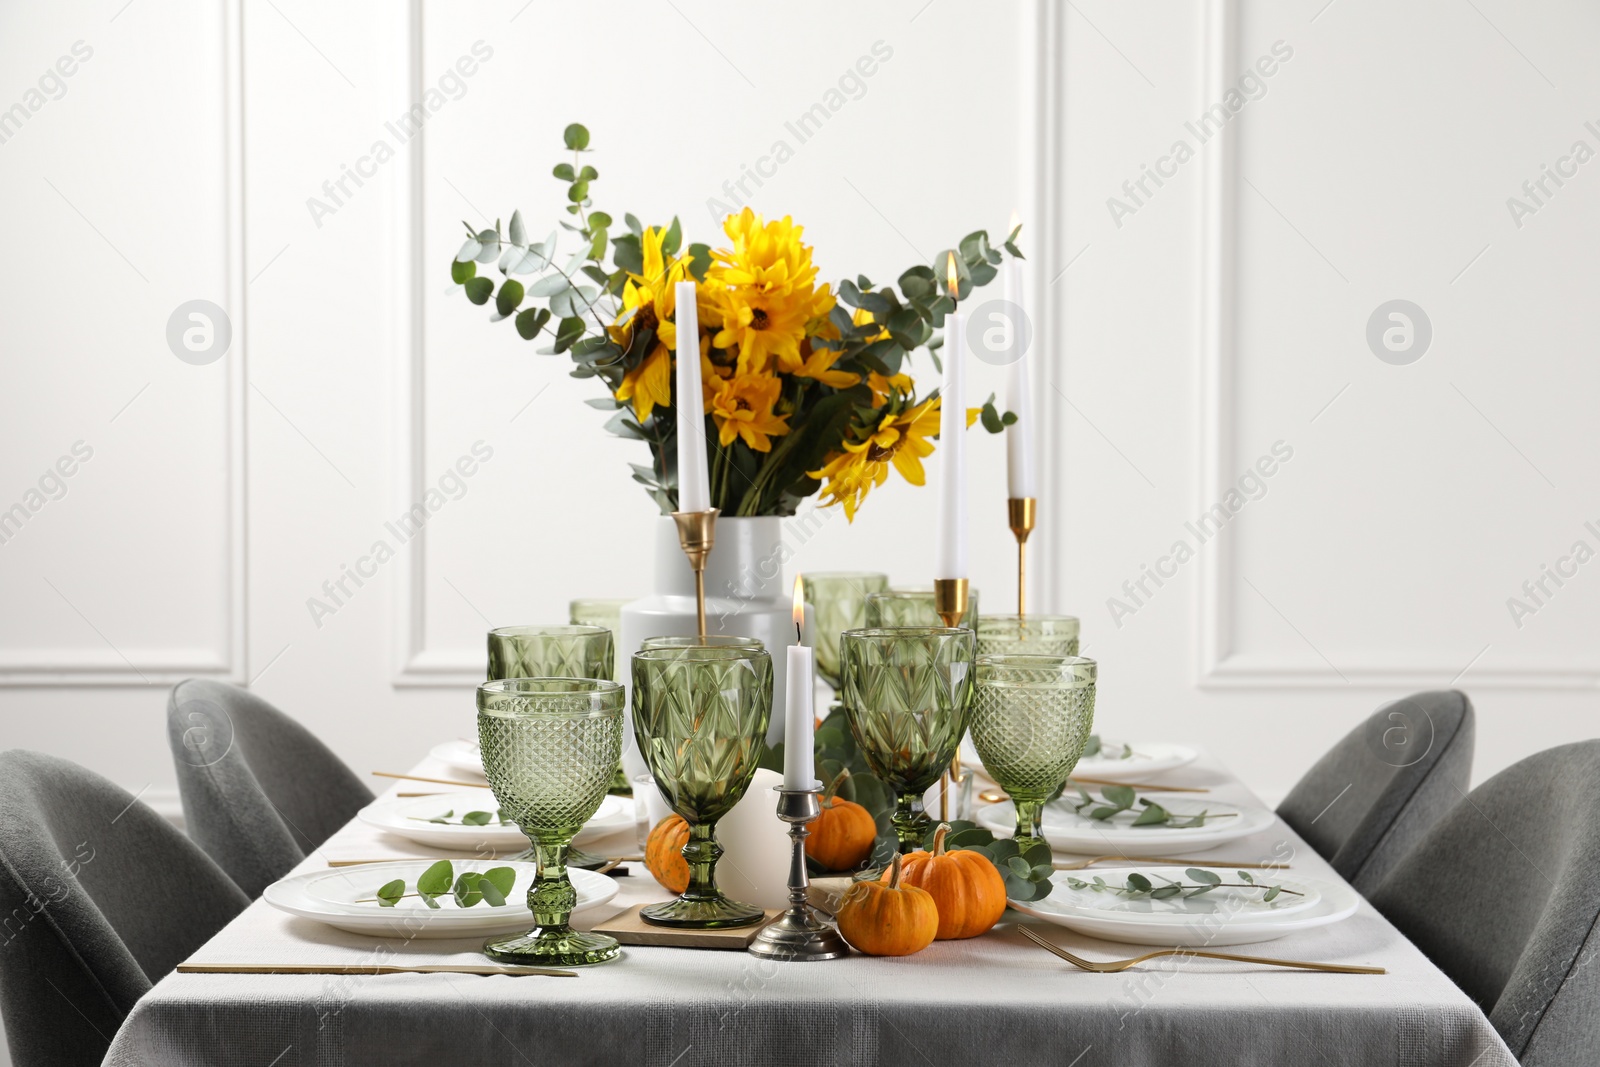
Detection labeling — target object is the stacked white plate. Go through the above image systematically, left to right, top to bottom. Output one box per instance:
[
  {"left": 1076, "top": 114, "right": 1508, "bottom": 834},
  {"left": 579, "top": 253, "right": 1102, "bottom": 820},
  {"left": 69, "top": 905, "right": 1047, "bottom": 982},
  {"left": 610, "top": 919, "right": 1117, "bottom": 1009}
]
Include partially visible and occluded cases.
[
  {"left": 429, "top": 740, "right": 487, "bottom": 779},
  {"left": 358, "top": 792, "right": 632, "bottom": 851},
  {"left": 977, "top": 792, "right": 1274, "bottom": 856},
  {"left": 264, "top": 860, "right": 618, "bottom": 938},
  {"left": 1011, "top": 866, "right": 1359, "bottom": 946}
]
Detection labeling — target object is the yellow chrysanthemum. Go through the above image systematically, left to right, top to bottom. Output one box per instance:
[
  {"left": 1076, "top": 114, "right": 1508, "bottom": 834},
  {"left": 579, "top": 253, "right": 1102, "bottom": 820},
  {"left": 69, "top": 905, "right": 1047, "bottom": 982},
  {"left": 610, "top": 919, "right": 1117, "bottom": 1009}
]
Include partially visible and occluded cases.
[
  {"left": 706, "top": 208, "right": 837, "bottom": 374},
  {"left": 792, "top": 341, "right": 861, "bottom": 389},
  {"left": 867, "top": 370, "right": 913, "bottom": 408},
  {"left": 709, "top": 373, "right": 791, "bottom": 452},
  {"left": 810, "top": 397, "right": 943, "bottom": 521}
]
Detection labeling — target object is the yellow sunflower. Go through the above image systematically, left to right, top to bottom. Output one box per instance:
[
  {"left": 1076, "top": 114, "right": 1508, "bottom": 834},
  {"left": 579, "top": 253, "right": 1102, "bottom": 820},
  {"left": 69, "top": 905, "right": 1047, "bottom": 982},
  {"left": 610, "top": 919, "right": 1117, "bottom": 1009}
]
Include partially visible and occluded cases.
[
  {"left": 707, "top": 208, "right": 836, "bottom": 374},
  {"left": 792, "top": 340, "right": 861, "bottom": 389},
  {"left": 709, "top": 373, "right": 791, "bottom": 452},
  {"left": 810, "top": 397, "right": 941, "bottom": 521}
]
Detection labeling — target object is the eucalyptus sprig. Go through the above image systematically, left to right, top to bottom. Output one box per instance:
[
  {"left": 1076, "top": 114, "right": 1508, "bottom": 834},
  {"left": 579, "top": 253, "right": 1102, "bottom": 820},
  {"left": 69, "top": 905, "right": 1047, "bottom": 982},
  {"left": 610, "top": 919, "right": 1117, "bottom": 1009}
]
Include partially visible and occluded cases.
[
  {"left": 1081, "top": 734, "right": 1136, "bottom": 761},
  {"left": 1068, "top": 784, "right": 1237, "bottom": 829},
  {"left": 406, "top": 809, "right": 514, "bottom": 827},
  {"left": 370, "top": 860, "right": 516, "bottom": 909},
  {"left": 1065, "top": 867, "right": 1302, "bottom": 903}
]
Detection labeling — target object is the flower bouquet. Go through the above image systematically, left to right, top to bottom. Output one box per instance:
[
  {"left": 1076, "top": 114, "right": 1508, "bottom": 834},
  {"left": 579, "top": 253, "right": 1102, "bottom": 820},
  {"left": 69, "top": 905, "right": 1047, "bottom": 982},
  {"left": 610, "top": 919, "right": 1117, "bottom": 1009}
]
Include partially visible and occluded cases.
[{"left": 450, "top": 123, "right": 1021, "bottom": 521}]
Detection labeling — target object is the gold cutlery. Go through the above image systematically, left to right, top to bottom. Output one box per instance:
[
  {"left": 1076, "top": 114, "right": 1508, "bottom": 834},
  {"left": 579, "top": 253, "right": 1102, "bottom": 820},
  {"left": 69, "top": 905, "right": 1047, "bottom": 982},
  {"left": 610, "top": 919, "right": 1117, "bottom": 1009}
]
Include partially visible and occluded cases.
[
  {"left": 372, "top": 771, "right": 491, "bottom": 789},
  {"left": 978, "top": 780, "right": 1211, "bottom": 803},
  {"left": 1051, "top": 855, "right": 1289, "bottom": 871},
  {"left": 325, "top": 856, "right": 641, "bottom": 869},
  {"left": 1018, "top": 925, "right": 1384, "bottom": 975},
  {"left": 177, "top": 963, "right": 576, "bottom": 977}
]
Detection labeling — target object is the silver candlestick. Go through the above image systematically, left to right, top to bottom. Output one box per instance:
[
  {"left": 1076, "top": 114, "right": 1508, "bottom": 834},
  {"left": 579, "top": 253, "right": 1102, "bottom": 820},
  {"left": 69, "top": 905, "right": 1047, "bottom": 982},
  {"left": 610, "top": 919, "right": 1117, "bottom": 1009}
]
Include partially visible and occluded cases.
[{"left": 747, "top": 788, "right": 850, "bottom": 961}]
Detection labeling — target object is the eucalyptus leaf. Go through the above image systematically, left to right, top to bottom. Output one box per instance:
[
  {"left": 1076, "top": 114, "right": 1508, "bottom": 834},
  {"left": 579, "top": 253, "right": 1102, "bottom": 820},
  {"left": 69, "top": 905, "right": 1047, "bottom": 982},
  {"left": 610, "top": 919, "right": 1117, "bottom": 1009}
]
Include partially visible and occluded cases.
[
  {"left": 563, "top": 122, "right": 590, "bottom": 150},
  {"left": 508, "top": 210, "right": 526, "bottom": 247},
  {"left": 451, "top": 259, "right": 476, "bottom": 284},
  {"left": 463, "top": 277, "right": 494, "bottom": 306},
  {"left": 495, "top": 279, "right": 525, "bottom": 317},
  {"left": 515, "top": 307, "right": 551, "bottom": 341},
  {"left": 461, "top": 811, "right": 493, "bottom": 827},
  {"left": 417, "top": 860, "right": 453, "bottom": 900},
  {"left": 1187, "top": 868, "right": 1222, "bottom": 885},
  {"left": 453, "top": 872, "right": 483, "bottom": 908},
  {"left": 1126, "top": 872, "right": 1152, "bottom": 892},
  {"left": 477, "top": 877, "right": 507, "bottom": 908},
  {"left": 375, "top": 879, "right": 405, "bottom": 908}
]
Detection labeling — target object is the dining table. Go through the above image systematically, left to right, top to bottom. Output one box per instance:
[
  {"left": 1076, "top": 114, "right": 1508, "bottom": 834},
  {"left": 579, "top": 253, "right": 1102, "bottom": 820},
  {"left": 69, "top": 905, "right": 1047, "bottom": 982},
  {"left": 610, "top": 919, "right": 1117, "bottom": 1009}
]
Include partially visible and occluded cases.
[{"left": 103, "top": 748, "right": 1516, "bottom": 1067}]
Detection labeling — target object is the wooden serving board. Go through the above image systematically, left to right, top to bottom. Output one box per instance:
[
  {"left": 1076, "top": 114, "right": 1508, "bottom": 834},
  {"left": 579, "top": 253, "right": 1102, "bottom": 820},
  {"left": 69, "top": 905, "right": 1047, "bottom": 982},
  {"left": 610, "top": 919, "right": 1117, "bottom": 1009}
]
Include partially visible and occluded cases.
[{"left": 592, "top": 905, "right": 782, "bottom": 949}]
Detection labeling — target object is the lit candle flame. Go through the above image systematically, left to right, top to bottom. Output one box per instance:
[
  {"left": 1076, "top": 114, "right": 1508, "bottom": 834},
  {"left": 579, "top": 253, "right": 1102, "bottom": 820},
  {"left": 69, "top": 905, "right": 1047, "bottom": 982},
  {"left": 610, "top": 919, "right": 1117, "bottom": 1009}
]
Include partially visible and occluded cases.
[
  {"left": 1009, "top": 209, "right": 1021, "bottom": 232},
  {"left": 945, "top": 252, "right": 960, "bottom": 302},
  {"left": 792, "top": 575, "right": 805, "bottom": 642}
]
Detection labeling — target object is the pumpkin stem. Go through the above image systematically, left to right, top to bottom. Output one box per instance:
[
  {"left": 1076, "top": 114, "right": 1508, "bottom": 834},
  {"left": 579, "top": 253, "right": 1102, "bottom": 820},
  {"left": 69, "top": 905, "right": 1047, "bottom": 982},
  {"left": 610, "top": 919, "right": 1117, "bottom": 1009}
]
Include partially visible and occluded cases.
[
  {"left": 822, "top": 768, "right": 851, "bottom": 805},
  {"left": 932, "top": 822, "right": 951, "bottom": 858},
  {"left": 886, "top": 850, "right": 905, "bottom": 890}
]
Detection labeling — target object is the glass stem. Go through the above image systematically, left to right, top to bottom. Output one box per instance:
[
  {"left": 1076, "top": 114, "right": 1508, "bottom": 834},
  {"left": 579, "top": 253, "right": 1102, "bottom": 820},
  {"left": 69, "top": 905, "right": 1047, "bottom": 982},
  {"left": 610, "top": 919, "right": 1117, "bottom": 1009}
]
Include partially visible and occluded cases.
[
  {"left": 891, "top": 790, "right": 928, "bottom": 853},
  {"left": 1013, "top": 797, "right": 1046, "bottom": 850},
  {"left": 680, "top": 820, "right": 725, "bottom": 902},
  {"left": 529, "top": 838, "right": 576, "bottom": 931}
]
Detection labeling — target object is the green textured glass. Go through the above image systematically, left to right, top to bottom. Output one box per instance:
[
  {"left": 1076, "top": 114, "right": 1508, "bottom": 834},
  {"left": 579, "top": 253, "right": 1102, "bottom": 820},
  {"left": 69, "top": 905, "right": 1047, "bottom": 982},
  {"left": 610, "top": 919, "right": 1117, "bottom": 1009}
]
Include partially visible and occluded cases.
[
  {"left": 802, "top": 572, "right": 889, "bottom": 691},
  {"left": 864, "top": 588, "right": 980, "bottom": 631},
  {"left": 567, "top": 600, "right": 634, "bottom": 681},
  {"left": 976, "top": 615, "right": 1081, "bottom": 658},
  {"left": 487, "top": 625, "right": 613, "bottom": 682},
  {"left": 487, "top": 625, "right": 615, "bottom": 865},
  {"left": 840, "top": 627, "right": 976, "bottom": 852},
  {"left": 639, "top": 634, "right": 765, "bottom": 651},
  {"left": 632, "top": 645, "right": 773, "bottom": 928},
  {"left": 970, "top": 655, "right": 1096, "bottom": 852},
  {"left": 477, "top": 678, "right": 624, "bottom": 966}
]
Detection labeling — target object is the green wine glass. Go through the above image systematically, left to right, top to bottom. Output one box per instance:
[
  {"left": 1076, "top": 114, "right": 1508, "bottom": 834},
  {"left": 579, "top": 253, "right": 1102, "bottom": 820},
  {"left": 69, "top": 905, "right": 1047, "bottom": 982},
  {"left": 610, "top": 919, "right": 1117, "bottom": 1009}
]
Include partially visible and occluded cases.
[
  {"left": 801, "top": 572, "right": 889, "bottom": 694},
  {"left": 864, "top": 588, "right": 980, "bottom": 631},
  {"left": 567, "top": 600, "right": 635, "bottom": 681},
  {"left": 976, "top": 614, "right": 1081, "bottom": 658},
  {"left": 486, "top": 624, "right": 614, "bottom": 867},
  {"left": 487, "top": 624, "right": 613, "bottom": 681},
  {"left": 840, "top": 627, "right": 976, "bottom": 852},
  {"left": 632, "top": 644, "right": 773, "bottom": 928},
  {"left": 970, "top": 655, "right": 1097, "bottom": 851},
  {"left": 477, "top": 678, "right": 624, "bottom": 967}
]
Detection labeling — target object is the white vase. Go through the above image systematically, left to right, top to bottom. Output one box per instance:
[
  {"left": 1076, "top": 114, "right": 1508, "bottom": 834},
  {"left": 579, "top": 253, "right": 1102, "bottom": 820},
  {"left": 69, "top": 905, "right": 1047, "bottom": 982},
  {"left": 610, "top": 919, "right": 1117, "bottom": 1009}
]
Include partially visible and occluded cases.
[{"left": 617, "top": 516, "right": 794, "bottom": 780}]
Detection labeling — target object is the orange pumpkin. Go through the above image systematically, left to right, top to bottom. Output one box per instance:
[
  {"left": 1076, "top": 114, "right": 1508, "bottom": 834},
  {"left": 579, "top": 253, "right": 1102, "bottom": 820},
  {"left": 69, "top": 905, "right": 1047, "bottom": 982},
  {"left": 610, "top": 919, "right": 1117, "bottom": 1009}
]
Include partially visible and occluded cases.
[
  {"left": 805, "top": 771, "right": 877, "bottom": 872},
  {"left": 644, "top": 814, "right": 690, "bottom": 894},
  {"left": 893, "top": 822, "right": 1007, "bottom": 939},
  {"left": 836, "top": 852, "right": 939, "bottom": 956}
]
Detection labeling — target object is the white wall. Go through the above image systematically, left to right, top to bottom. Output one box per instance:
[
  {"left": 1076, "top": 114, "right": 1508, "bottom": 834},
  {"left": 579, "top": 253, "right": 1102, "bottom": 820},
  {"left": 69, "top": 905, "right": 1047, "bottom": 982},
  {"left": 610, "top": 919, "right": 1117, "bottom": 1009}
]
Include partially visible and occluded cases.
[{"left": 1, "top": 2, "right": 1597, "bottom": 1057}]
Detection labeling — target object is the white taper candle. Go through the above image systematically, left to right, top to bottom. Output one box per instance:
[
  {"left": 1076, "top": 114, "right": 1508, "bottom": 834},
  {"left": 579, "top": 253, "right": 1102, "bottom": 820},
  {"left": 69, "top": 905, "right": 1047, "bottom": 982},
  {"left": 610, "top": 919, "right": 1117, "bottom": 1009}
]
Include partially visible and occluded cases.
[{"left": 674, "top": 280, "right": 710, "bottom": 513}]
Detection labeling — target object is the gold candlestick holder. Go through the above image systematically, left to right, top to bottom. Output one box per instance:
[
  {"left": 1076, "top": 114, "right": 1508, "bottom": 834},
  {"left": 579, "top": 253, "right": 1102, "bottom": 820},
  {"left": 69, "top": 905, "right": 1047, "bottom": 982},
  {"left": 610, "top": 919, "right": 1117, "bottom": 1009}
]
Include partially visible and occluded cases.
[
  {"left": 1008, "top": 497, "right": 1037, "bottom": 617},
  {"left": 671, "top": 508, "right": 718, "bottom": 637},
  {"left": 932, "top": 577, "right": 969, "bottom": 630}
]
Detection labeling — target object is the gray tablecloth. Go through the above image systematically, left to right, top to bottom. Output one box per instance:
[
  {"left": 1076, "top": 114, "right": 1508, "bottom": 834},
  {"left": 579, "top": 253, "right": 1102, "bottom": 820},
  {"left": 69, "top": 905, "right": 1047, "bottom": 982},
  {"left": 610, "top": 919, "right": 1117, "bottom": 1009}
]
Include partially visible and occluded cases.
[{"left": 104, "top": 752, "right": 1515, "bottom": 1067}]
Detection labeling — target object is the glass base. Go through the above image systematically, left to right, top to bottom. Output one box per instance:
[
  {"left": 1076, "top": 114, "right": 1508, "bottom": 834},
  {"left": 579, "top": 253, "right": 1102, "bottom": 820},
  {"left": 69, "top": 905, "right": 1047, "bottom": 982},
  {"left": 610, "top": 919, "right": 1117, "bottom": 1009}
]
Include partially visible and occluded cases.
[
  {"left": 507, "top": 843, "right": 608, "bottom": 870},
  {"left": 640, "top": 893, "right": 766, "bottom": 929},
  {"left": 482, "top": 925, "right": 620, "bottom": 966}
]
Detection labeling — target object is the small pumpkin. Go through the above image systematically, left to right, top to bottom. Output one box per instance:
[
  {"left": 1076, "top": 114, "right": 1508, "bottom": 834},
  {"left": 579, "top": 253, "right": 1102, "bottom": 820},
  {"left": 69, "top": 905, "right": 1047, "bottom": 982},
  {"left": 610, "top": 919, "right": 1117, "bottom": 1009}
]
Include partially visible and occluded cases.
[
  {"left": 805, "top": 771, "right": 877, "bottom": 872},
  {"left": 644, "top": 814, "right": 690, "bottom": 894},
  {"left": 893, "top": 822, "right": 1007, "bottom": 939},
  {"left": 835, "top": 852, "right": 939, "bottom": 956}
]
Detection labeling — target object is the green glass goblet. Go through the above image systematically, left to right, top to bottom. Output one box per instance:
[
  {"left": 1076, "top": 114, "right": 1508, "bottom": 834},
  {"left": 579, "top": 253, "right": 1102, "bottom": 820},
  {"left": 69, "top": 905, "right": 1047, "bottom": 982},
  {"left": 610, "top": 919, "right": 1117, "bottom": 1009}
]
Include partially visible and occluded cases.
[
  {"left": 802, "top": 572, "right": 889, "bottom": 693},
  {"left": 864, "top": 588, "right": 980, "bottom": 631},
  {"left": 567, "top": 600, "right": 635, "bottom": 681},
  {"left": 976, "top": 615, "right": 1081, "bottom": 658},
  {"left": 487, "top": 624, "right": 613, "bottom": 682},
  {"left": 486, "top": 625, "right": 614, "bottom": 867},
  {"left": 840, "top": 627, "right": 976, "bottom": 853},
  {"left": 639, "top": 634, "right": 765, "bottom": 651},
  {"left": 632, "top": 645, "right": 773, "bottom": 928},
  {"left": 970, "top": 655, "right": 1097, "bottom": 852},
  {"left": 477, "top": 678, "right": 625, "bottom": 967}
]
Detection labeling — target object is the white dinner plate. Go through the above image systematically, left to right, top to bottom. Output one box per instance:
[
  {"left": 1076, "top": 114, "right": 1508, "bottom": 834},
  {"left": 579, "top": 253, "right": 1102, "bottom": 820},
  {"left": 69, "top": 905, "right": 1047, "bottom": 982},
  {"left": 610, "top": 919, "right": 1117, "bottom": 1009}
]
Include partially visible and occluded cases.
[
  {"left": 961, "top": 739, "right": 1199, "bottom": 785},
  {"left": 430, "top": 740, "right": 487, "bottom": 778},
  {"left": 1071, "top": 741, "right": 1199, "bottom": 782},
  {"left": 358, "top": 792, "right": 631, "bottom": 852},
  {"left": 977, "top": 792, "right": 1275, "bottom": 857},
  {"left": 264, "top": 860, "right": 618, "bottom": 939},
  {"left": 1012, "top": 867, "right": 1359, "bottom": 946}
]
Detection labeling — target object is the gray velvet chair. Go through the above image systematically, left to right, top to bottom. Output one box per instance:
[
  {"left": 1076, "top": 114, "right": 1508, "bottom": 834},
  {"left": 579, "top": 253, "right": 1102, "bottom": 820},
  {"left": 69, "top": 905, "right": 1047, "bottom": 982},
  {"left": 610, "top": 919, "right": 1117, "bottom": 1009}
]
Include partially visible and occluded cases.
[
  {"left": 166, "top": 678, "right": 373, "bottom": 899},
  {"left": 1277, "top": 690, "right": 1474, "bottom": 893},
  {"left": 1372, "top": 741, "right": 1600, "bottom": 1065},
  {"left": 0, "top": 750, "right": 248, "bottom": 1067}
]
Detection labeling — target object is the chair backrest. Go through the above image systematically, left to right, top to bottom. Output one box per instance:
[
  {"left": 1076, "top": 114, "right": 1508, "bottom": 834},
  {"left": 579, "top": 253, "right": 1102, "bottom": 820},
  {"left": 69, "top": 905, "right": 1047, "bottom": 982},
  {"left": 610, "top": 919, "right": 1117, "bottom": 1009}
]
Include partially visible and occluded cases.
[
  {"left": 166, "top": 679, "right": 373, "bottom": 898},
  {"left": 1277, "top": 690, "right": 1474, "bottom": 893},
  {"left": 1371, "top": 741, "right": 1600, "bottom": 1065},
  {"left": 0, "top": 750, "right": 248, "bottom": 1067}
]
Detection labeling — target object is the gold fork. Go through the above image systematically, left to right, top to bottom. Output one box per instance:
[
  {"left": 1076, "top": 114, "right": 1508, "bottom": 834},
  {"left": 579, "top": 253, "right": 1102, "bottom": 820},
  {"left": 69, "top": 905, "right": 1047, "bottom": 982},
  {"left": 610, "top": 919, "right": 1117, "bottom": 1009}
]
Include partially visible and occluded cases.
[
  {"left": 1052, "top": 855, "right": 1289, "bottom": 871},
  {"left": 1018, "top": 925, "right": 1385, "bottom": 975}
]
